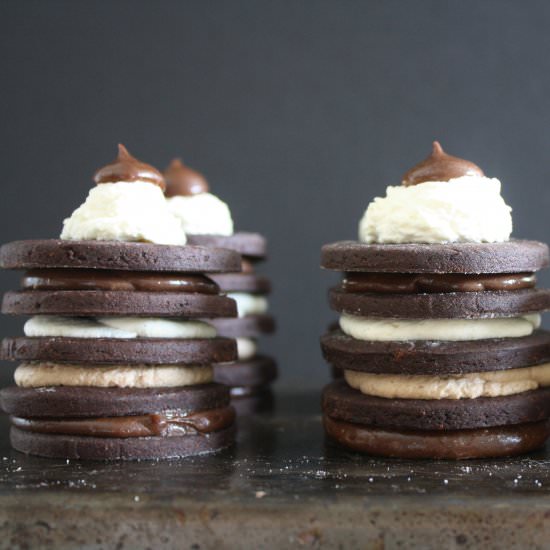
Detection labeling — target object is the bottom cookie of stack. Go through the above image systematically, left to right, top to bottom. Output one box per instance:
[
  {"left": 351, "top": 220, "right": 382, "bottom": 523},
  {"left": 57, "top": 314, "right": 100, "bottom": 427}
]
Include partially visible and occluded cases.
[
  {"left": 322, "top": 379, "right": 550, "bottom": 459},
  {"left": 1, "top": 382, "right": 235, "bottom": 460}
]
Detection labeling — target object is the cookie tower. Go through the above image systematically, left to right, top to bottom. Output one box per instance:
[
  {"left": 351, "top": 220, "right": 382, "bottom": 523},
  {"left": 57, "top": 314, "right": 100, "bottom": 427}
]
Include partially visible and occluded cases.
[
  {"left": 321, "top": 143, "right": 550, "bottom": 459},
  {"left": 0, "top": 145, "right": 241, "bottom": 460},
  {"left": 164, "top": 160, "right": 277, "bottom": 412}
]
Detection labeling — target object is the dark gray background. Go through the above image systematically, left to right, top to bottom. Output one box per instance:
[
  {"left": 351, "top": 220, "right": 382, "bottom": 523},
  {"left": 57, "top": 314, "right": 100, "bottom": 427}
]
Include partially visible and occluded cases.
[{"left": 0, "top": 0, "right": 549, "bottom": 390}]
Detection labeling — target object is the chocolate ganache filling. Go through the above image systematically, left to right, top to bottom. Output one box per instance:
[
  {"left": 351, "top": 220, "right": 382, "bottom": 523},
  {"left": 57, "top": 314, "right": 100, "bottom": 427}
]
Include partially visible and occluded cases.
[
  {"left": 21, "top": 269, "right": 220, "bottom": 294},
  {"left": 342, "top": 272, "right": 536, "bottom": 294},
  {"left": 11, "top": 406, "right": 235, "bottom": 438},
  {"left": 324, "top": 415, "right": 550, "bottom": 459}
]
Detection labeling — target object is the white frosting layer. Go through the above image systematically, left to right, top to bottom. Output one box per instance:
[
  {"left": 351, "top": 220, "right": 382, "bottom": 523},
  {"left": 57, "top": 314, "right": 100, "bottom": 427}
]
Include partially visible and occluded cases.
[
  {"left": 358, "top": 176, "right": 513, "bottom": 244},
  {"left": 61, "top": 182, "right": 187, "bottom": 245},
  {"left": 167, "top": 192, "right": 234, "bottom": 236},
  {"left": 228, "top": 292, "right": 268, "bottom": 318},
  {"left": 339, "top": 313, "right": 541, "bottom": 342},
  {"left": 24, "top": 316, "right": 216, "bottom": 339},
  {"left": 236, "top": 338, "right": 257, "bottom": 360},
  {"left": 15, "top": 363, "right": 212, "bottom": 388},
  {"left": 345, "top": 363, "right": 550, "bottom": 400}
]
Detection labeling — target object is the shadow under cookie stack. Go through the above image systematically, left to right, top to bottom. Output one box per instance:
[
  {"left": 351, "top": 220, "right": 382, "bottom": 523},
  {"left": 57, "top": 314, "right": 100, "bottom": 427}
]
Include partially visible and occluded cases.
[
  {"left": 320, "top": 143, "right": 550, "bottom": 459},
  {"left": 0, "top": 146, "right": 241, "bottom": 460},
  {"left": 164, "top": 160, "right": 277, "bottom": 413}
]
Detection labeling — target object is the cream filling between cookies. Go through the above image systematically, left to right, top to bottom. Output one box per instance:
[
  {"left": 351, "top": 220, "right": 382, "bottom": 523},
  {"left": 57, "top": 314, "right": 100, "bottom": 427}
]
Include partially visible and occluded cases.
[
  {"left": 227, "top": 292, "right": 268, "bottom": 318},
  {"left": 339, "top": 313, "right": 541, "bottom": 342},
  {"left": 24, "top": 315, "right": 217, "bottom": 339},
  {"left": 236, "top": 338, "right": 257, "bottom": 360},
  {"left": 15, "top": 363, "right": 213, "bottom": 388},
  {"left": 344, "top": 364, "right": 550, "bottom": 400}
]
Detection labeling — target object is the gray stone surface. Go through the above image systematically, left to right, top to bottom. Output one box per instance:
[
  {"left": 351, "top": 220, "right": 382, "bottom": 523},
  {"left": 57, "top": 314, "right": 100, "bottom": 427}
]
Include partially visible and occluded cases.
[{"left": 1, "top": 393, "right": 550, "bottom": 549}]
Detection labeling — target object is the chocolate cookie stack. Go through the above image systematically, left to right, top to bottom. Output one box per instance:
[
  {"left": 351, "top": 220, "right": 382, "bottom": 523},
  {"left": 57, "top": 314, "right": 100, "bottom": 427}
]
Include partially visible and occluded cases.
[
  {"left": 321, "top": 144, "right": 550, "bottom": 459},
  {"left": 0, "top": 147, "right": 242, "bottom": 460},
  {"left": 164, "top": 160, "right": 277, "bottom": 412},
  {"left": 193, "top": 234, "right": 277, "bottom": 411}
]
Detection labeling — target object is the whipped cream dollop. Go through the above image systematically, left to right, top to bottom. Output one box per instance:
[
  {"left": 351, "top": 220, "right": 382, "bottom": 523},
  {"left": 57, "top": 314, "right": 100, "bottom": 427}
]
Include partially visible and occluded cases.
[
  {"left": 358, "top": 143, "right": 513, "bottom": 244},
  {"left": 61, "top": 145, "right": 187, "bottom": 245},
  {"left": 164, "top": 159, "right": 234, "bottom": 236},
  {"left": 61, "top": 182, "right": 187, "bottom": 245},
  {"left": 167, "top": 193, "right": 234, "bottom": 236}
]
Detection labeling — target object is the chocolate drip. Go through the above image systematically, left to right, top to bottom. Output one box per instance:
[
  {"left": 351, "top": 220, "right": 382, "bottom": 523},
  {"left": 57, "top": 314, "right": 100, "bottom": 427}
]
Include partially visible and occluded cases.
[
  {"left": 402, "top": 141, "right": 484, "bottom": 186},
  {"left": 94, "top": 144, "right": 165, "bottom": 190},
  {"left": 164, "top": 158, "right": 209, "bottom": 197},
  {"left": 22, "top": 269, "right": 220, "bottom": 294},
  {"left": 342, "top": 272, "right": 536, "bottom": 294},
  {"left": 11, "top": 406, "right": 235, "bottom": 438}
]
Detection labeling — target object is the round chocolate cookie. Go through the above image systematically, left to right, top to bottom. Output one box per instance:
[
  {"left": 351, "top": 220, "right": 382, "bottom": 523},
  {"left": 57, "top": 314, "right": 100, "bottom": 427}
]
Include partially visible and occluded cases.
[
  {"left": 187, "top": 233, "right": 267, "bottom": 258},
  {"left": 0, "top": 240, "right": 242, "bottom": 273},
  {"left": 321, "top": 240, "right": 550, "bottom": 274},
  {"left": 208, "top": 273, "right": 271, "bottom": 294},
  {"left": 329, "top": 287, "right": 550, "bottom": 319},
  {"left": 2, "top": 290, "right": 237, "bottom": 318},
  {"left": 208, "top": 315, "right": 276, "bottom": 338},
  {"left": 321, "top": 330, "right": 550, "bottom": 375},
  {"left": 2, "top": 336, "right": 237, "bottom": 365},
  {"left": 214, "top": 356, "right": 278, "bottom": 387},
  {"left": 322, "top": 380, "right": 550, "bottom": 431},
  {"left": 0, "top": 383, "right": 229, "bottom": 418},
  {"left": 323, "top": 415, "right": 550, "bottom": 460},
  {"left": 10, "top": 423, "right": 236, "bottom": 460}
]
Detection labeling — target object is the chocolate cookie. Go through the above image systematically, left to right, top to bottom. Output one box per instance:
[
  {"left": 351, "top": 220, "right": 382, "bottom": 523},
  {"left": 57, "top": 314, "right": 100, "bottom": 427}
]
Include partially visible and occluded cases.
[
  {"left": 187, "top": 232, "right": 267, "bottom": 258},
  {"left": 0, "top": 240, "right": 242, "bottom": 273},
  {"left": 321, "top": 240, "right": 550, "bottom": 274},
  {"left": 208, "top": 273, "right": 271, "bottom": 294},
  {"left": 329, "top": 287, "right": 550, "bottom": 318},
  {"left": 2, "top": 290, "right": 237, "bottom": 318},
  {"left": 208, "top": 315, "right": 276, "bottom": 338},
  {"left": 321, "top": 330, "right": 550, "bottom": 375},
  {"left": 2, "top": 336, "right": 237, "bottom": 365},
  {"left": 213, "top": 356, "right": 278, "bottom": 387},
  {"left": 322, "top": 380, "right": 550, "bottom": 431},
  {"left": 0, "top": 383, "right": 229, "bottom": 418},
  {"left": 323, "top": 415, "right": 550, "bottom": 460},
  {"left": 10, "top": 423, "right": 236, "bottom": 460}
]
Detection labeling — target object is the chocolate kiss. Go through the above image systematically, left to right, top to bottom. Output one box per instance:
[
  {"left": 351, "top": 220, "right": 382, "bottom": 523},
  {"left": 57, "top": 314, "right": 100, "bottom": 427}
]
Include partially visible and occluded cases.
[
  {"left": 401, "top": 141, "right": 484, "bottom": 186},
  {"left": 93, "top": 144, "right": 166, "bottom": 190},
  {"left": 164, "top": 158, "right": 210, "bottom": 197}
]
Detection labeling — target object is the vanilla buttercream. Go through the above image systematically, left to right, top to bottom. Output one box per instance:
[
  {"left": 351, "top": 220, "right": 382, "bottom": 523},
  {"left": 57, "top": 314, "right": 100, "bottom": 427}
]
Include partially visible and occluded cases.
[
  {"left": 339, "top": 313, "right": 540, "bottom": 342},
  {"left": 24, "top": 315, "right": 216, "bottom": 339}
]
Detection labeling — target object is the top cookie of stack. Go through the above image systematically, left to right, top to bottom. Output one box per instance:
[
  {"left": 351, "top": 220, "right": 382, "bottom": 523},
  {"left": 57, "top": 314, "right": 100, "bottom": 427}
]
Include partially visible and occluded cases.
[
  {"left": 321, "top": 142, "right": 550, "bottom": 459},
  {"left": 0, "top": 145, "right": 241, "bottom": 460},
  {"left": 163, "top": 159, "right": 277, "bottom": 411}
]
